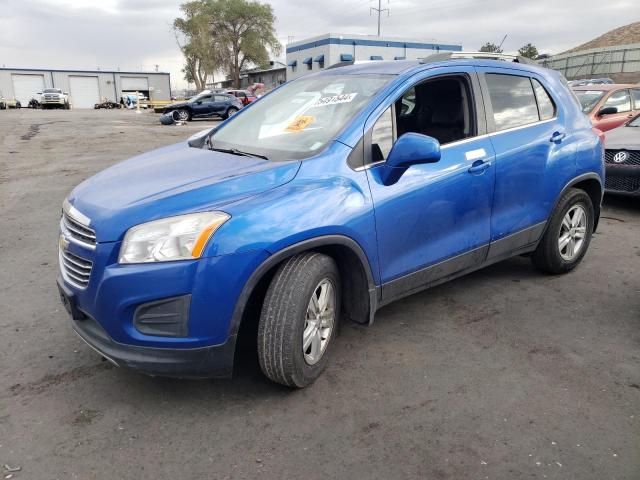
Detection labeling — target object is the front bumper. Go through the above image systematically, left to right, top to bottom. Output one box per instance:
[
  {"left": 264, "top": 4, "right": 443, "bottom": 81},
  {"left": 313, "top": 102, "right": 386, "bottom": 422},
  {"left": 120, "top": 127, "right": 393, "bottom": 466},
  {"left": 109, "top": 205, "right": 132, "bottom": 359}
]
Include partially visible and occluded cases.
[
  {"left": 605, "top": 164, "right": 640, "bottom": 196},
  {"left": 57, "top": 239, "right": 269, "bottom": 377},
  {"left": 60, "top": 279, "right": 237, "bottom": 378}
]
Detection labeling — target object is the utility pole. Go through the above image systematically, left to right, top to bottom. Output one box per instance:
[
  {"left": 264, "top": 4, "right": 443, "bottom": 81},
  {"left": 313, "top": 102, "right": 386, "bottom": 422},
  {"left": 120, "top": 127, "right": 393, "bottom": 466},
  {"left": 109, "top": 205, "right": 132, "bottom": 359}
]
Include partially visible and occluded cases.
[{"left": 370, "top": 0, "right": 389, "bottom": 37}]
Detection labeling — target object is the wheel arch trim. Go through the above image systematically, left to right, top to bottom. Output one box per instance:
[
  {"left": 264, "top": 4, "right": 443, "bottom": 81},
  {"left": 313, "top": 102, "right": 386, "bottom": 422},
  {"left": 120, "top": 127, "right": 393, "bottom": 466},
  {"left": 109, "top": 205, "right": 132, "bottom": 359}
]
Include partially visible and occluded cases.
[
  {"left": 557, "top": 172, "right": 603, "bottom": 232},
  {"left": 228, "top": 234, "right": 378, "bottom": 340}
]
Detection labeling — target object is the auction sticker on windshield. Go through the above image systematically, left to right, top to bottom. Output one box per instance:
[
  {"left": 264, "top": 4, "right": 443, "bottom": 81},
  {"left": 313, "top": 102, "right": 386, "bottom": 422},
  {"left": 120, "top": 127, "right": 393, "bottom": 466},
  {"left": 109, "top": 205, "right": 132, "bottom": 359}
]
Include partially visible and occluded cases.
[
  {"left": 312, "top": 93, "right": 358, "bottom": 108},
  {"left": 285, "top": 115, "right": 315, "bottom": 133}
]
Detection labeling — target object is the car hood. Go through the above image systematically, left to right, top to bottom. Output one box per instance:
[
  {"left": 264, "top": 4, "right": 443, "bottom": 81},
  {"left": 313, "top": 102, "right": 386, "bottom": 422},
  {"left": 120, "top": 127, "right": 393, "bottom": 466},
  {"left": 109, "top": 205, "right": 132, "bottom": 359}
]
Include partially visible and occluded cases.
[
  {"left": 604, "top": 126, "right": 640, "bottom": 150},
  {"left": 68, "top": 142, "right": 301, "bottom": 242}
]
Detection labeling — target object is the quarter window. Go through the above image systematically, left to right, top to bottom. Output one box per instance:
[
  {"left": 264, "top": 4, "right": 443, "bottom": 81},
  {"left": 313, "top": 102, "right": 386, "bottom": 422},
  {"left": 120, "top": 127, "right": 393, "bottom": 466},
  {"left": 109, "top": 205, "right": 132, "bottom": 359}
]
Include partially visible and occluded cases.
[
  {"left": 486, "top": 74, "right": 539, "bottom": 131},
  {"left": 532, "top": 79, "right": 556, "bottom": 120},
  {"left": 603, "top": 90, "right": 631, "bottom": 113},
  {"left": 371, "top": 107, "right": 394, "bottom": 162}
]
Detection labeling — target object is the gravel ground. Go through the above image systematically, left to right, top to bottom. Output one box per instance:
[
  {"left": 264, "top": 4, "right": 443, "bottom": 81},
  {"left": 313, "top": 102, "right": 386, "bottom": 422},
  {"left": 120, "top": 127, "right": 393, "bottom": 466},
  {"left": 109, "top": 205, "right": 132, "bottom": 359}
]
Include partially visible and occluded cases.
[{"left": 0, "top": 109, "right": 639, "bottom": 480}]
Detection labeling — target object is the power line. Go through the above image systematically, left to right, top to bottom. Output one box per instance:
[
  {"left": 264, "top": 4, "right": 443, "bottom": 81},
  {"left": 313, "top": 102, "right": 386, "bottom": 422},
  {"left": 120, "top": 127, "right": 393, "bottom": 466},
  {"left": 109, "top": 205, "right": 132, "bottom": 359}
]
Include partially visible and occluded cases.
[{"left": 370, "top": 0, "right": 389, "bottom": 37}]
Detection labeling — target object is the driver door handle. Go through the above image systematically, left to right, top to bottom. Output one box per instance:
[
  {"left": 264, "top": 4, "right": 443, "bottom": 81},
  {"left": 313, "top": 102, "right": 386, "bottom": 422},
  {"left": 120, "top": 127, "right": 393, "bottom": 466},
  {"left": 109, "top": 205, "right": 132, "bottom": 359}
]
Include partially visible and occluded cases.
[{"left": 468, "top": 160, "right": 491, "bottom": 174}]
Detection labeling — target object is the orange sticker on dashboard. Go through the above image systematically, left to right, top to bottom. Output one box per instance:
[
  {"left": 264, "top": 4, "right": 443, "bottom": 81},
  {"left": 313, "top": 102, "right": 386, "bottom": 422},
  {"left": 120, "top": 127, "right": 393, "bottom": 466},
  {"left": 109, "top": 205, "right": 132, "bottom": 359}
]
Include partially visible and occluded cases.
[{"left": 285, "top": 115, "right": 315, "bottom": 133}]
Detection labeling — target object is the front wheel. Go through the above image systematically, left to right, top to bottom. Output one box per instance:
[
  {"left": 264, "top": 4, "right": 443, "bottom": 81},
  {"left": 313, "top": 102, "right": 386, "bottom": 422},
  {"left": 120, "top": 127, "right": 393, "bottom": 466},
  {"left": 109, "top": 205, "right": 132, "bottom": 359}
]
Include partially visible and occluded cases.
[
  {"left": 176, "top": 109, "right": 190, "bottom": 121},
  {"left": 532, "top": 188, "right": 594, "bottom": 274},
  {"left": 258, "top": 252, "right": 341, "bottom": 388}
]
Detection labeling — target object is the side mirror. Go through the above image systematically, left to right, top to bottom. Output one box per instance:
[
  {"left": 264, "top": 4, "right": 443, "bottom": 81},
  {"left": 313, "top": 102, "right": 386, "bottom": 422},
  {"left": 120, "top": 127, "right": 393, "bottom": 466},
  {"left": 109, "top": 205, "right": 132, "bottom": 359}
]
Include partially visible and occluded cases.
[
  {"left": 63, "top": 92, "right": 69, "bottom": 95},
  {"left": 195, "top": 100, "right": 202, "bottom": 105},
  {"left": 597, "top": 106, "right": 617, "bottom": 116},
  {"left": 380, "top": 133, "right": 441, "bottom": 185}
]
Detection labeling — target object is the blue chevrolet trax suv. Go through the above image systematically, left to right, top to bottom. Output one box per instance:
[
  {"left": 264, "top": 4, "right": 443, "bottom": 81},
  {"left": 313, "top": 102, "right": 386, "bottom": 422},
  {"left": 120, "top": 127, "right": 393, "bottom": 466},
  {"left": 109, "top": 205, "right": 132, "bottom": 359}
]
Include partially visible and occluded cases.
[{"left": 58, "top": 53, "right": 604, "bottom": 387}]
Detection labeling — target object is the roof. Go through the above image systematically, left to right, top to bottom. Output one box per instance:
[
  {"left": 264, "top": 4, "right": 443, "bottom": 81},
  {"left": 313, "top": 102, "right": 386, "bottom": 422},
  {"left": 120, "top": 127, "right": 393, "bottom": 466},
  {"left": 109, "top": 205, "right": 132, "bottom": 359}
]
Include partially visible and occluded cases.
[
  {"left": 562, "top": 21, "right": 640, "bottom": 55},
  {"left": 572, "top": 84, "right": 637, "bottom": 91}
]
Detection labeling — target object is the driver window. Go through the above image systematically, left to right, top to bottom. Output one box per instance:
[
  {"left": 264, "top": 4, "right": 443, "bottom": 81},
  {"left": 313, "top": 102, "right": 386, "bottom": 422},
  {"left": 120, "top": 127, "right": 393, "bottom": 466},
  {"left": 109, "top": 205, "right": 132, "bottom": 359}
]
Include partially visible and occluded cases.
[
  {"left": 369, "top": 75, "right": 475, "bottom": 165},
  {"left": 603, "top": 90, "right": 631, "bottom": 113}
]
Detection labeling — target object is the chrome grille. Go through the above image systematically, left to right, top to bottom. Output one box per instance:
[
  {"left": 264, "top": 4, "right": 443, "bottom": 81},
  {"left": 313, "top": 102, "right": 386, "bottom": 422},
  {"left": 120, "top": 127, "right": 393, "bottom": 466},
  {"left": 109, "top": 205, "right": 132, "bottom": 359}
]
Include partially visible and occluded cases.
[
  {"left": 605, "top": 149, "right": 640, "bottom": 166},
  {"left": 61, "top": 204, "right": 96, "bottom": 249},
  {"left": 59, "top": 248, "right": 93, "bottom": 289}
]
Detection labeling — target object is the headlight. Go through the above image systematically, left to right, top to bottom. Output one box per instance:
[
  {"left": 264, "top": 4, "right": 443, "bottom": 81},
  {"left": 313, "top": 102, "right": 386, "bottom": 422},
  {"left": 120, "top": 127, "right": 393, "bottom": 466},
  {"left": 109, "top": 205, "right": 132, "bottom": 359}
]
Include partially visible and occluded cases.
[{"left": 118, "top": 211, "right": 230, "bottom": 264}]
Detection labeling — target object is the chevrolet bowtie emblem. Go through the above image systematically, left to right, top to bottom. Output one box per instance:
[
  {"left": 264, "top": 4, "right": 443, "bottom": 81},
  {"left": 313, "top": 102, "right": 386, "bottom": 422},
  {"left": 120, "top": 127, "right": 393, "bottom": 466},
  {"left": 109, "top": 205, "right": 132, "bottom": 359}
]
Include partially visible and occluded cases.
[{"left": 59, "top": 234, "right": 70, "bottom": 251}]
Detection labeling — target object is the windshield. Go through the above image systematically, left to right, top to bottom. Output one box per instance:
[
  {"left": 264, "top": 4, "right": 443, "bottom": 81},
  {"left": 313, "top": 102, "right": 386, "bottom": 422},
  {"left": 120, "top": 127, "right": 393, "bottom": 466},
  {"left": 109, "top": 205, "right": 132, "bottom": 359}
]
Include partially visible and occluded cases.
[
  {"left": 210, "top": 74, "right": 393, "bottom": 161},
  {"left": 43, "top": 88, "right": 61, "bottom": 94},
  {"left": 574, "top": 90, "right": 606, "bottom": 113},
  {"left": 628, "top": 114, "right": 640, "bottom": 127}
]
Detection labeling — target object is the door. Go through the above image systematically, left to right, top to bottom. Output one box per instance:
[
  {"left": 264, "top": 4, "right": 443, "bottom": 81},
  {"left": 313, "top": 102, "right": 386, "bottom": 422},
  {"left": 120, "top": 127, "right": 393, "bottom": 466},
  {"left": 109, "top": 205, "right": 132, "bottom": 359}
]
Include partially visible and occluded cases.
[
  {"left": 365, "top": 69, "right": 496, "bottom": 302},
  {"left": 477, "top": 69, "right": 575, "bottom": 254},
  {"left": 11, "top": 74, "right": 45, "bottom": 105},
  {"left": 69, "top": 76, "right": 100, "bottom": 108},
  {"left": 120, "top": 76, "right": 149, "bottom": 92},
  {"left": 596, "top": 89, "right": 634, "bottom": 131},
  {"left": 191, "top": 94, "right": 214, "bottom": 117},
  {"left": 212, "top": 95, "right": 230, "bottom": 114}
]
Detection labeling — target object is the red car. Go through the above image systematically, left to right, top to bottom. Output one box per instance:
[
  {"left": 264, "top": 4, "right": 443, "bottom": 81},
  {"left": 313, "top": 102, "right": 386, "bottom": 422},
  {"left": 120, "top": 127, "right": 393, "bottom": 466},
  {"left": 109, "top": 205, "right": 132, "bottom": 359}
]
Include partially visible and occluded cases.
[
  {"left": 573, "top": 84, "right": 640, "bottom": 132},
  {"left": 226, "top": 89, "right": 257, "bottom": 106}
]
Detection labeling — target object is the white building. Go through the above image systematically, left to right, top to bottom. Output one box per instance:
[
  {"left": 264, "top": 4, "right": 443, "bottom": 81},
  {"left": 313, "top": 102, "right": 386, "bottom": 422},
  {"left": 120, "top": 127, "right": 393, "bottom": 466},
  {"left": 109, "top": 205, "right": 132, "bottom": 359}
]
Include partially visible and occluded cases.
[
  {"left": 285, "top": 33, "right": 462, "bottom": 80},
  {"left": 0, "top": 68, "right": 171, "bottom": 108}
]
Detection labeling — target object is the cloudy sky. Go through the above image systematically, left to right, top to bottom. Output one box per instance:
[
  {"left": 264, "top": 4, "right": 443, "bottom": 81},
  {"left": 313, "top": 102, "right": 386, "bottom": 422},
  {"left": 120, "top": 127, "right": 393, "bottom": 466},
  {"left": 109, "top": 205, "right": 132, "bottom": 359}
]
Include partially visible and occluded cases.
[{"left": 1, "top": 0, "right": 636, "bottom": 88}]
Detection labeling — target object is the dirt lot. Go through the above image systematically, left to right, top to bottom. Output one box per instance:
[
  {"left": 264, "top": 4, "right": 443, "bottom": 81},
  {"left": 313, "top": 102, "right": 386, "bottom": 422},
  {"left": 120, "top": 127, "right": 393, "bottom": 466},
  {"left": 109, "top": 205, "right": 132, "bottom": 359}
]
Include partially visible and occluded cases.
[{"left": 1, "top": 109, "right": 639, "bottom": 479}]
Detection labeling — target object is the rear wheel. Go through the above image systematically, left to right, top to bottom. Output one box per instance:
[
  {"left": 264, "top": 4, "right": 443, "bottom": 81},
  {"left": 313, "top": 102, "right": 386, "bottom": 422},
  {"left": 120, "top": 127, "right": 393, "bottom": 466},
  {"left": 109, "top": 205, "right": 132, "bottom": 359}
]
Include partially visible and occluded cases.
[
  {"left": 224, "top": 107, "right": 238, "bottom": 119},
  {"left": 532, "top": 188, "right": 594, "bottom": 274},
  {"left": 258, "top": 252, "right": 341, "bottom": 388}
]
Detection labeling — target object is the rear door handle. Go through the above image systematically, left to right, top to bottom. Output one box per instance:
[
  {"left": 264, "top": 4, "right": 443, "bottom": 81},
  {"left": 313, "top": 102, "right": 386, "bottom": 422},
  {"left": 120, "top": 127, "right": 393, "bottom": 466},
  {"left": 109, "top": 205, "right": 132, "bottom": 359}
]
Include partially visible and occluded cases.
[
  {"left": 550, "top": 131, "right": 566, "bottom": 142},
  {"left": 468, "top": 160, "right": 491, "bottom": 174}
]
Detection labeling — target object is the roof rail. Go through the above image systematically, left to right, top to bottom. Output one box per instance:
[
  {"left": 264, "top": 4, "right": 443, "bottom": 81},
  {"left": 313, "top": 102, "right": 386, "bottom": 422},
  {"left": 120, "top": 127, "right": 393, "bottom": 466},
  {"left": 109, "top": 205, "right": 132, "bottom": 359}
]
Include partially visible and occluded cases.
[{"left": 420, "top": 51, "right": 538, "bottom": 65}]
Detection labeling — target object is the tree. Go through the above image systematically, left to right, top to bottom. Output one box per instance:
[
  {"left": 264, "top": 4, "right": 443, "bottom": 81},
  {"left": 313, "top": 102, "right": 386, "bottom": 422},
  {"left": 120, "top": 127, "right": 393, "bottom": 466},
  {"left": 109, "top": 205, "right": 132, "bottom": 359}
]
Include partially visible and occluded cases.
[
  {"left": 209, "top": 0, "right": 282, "bottom": 88},
  {"left": 173, "top": 1, "right": 221, "bottom": 90},
  {"left": 479, "top": 42, "right": 504, "bottom": 53},
  {"left": 518, "top": 43, "right": 539, "bottom": 59}
]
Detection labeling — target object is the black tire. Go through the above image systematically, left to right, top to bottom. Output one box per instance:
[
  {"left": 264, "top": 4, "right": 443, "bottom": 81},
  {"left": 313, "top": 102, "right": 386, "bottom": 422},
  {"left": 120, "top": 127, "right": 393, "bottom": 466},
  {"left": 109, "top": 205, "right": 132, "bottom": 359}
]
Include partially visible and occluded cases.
[
  {"left": 223, "top": 107, "right": 238, "bottom": 119},
  {"left": 532, "top": 188, "right": 594, "bottom": 274},
  {"left": 258, "top": 252, "right": 341, "bottom": 388}
]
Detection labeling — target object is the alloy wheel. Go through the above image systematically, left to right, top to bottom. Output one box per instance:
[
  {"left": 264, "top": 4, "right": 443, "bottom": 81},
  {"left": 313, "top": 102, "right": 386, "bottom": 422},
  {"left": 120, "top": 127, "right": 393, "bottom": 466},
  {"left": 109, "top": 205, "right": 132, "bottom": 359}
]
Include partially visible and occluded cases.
[
  {"left": 558, "top": 204, "right": 587, "bottom": 261},
  {"left": 302, "top": 279, "right": 335, "bottom": 365}
]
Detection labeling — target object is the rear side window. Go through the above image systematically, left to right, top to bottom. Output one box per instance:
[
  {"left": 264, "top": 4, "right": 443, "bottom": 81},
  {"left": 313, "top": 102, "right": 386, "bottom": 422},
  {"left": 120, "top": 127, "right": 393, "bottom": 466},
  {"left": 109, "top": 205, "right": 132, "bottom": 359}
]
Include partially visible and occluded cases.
[
  {"left": 486, "top": 74, "right": 539, "bottom": 131},
  {"left": 532, "top": 79, "right": 556, "bottom": 120},
  {"left": 214, "top": 95, "right": 228, "bottom": 102}
]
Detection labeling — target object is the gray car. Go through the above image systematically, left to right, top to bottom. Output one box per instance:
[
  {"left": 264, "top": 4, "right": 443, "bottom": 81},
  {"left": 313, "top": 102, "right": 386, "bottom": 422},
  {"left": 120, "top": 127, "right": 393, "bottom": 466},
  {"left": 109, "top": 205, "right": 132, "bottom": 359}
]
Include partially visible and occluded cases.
[{"left": 604, "top": 113, "right": 640, "bottom": 196}]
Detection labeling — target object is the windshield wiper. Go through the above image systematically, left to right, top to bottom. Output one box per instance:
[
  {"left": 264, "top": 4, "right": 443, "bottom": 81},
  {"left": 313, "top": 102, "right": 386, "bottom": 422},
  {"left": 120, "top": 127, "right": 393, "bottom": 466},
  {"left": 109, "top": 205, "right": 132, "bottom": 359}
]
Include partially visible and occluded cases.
[{"left": 210, "top": 147, "right": 269, "bottom": 160}]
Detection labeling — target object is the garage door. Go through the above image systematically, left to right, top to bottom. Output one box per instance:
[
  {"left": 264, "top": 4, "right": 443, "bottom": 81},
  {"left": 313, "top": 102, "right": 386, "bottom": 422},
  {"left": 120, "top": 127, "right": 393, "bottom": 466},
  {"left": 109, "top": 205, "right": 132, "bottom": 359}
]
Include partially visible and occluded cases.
[
  {"left": 12, "top": 74, "right": 45, "bottom": 105},
  {"left": 69, "top": 76, "right": 100, "bottom": 109},
  {"left": 121, "top": 76, "right": 149, "bottom": 91}
]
